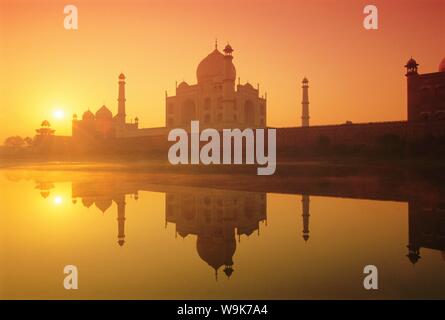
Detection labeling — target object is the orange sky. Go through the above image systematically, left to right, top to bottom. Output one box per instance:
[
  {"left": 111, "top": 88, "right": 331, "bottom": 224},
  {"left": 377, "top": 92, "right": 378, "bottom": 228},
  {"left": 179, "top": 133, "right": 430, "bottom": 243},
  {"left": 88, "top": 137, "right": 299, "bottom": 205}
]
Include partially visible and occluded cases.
[{"left": 0, "top": 0, "right": 444, "bottom": 140}]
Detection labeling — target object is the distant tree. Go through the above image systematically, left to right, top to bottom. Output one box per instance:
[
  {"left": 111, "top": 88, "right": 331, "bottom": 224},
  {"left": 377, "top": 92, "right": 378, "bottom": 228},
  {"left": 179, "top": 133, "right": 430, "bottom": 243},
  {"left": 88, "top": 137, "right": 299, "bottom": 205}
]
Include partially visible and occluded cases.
[
  {"left": 4, "top": 136, "right": 25, "bottom": 148},
  {"left": 24, "top": 136, "right": 34, "bottom": 147}
]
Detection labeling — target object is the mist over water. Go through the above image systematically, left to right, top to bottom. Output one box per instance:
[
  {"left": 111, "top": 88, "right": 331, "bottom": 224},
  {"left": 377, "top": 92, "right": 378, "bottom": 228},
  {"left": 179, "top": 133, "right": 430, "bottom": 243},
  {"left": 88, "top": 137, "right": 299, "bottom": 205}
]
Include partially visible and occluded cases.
[{"left": 1, "top": 165, "right": 444, "bottom": 299}]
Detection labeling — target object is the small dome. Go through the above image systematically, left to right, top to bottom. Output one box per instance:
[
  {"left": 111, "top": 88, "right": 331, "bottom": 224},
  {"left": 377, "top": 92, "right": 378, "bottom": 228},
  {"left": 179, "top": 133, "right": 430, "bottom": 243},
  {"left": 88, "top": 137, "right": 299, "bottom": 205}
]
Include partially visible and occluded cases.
[
  {"left": 223, "top": 44, "right": 233, "bottom": 55},
  {"left": 196, "top": 48, "right": 236, "bottom": 84},
  {"left": 405, "top": 57, "right": 418, "bottom": 68},
  {"left": 439, "top": 57, "right": 445, "bottom": 72},
  {"left": 119, "top": 73, "right": 126, "bottom": 80},
  {"left": 302, "top": 77, "right": 309, "bottom": 84},
  {"left": 177, "top": 81, "right": 189, "bottom": 89},
  {"left": 244, "top": 82, "right": 254, "bottom": 90},
  {"left": 95, "top": 105, "right": 112, "bottom": 119},
  {"left": 82, "top": 110, "right": 95, "bottom": 121},
  {"left": 41, "top": 120, "right": 51, "bottom": 127}
]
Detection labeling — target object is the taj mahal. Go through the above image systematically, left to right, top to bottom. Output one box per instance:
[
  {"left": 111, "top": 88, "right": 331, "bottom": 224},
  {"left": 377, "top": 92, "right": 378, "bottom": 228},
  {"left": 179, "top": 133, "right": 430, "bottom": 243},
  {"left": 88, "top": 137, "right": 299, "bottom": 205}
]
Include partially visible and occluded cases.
[{"left": 43, "top": 41, "right": 444, "bottom": 155}]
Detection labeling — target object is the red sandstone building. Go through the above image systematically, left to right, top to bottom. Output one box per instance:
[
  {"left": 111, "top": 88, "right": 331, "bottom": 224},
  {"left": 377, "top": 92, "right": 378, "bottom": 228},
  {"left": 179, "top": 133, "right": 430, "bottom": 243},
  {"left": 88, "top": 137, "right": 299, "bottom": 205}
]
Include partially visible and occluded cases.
[{"left": 406, "top": 57, "right": 445, "bottom": 122}]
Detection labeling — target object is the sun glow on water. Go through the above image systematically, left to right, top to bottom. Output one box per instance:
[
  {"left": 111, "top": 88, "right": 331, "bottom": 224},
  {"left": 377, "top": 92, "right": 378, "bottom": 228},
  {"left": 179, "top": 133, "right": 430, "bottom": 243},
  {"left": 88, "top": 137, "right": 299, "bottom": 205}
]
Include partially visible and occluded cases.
[{"left": 53, "top": 196, "right": 63, "bottom": 205}]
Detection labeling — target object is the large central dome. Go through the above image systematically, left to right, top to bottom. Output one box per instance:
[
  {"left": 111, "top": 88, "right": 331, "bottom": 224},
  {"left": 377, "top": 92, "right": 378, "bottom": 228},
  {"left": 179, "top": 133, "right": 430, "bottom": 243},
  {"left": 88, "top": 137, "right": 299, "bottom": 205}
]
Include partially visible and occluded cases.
[{"left": 196, "top": 48, "right": 236, "bottom": 84}]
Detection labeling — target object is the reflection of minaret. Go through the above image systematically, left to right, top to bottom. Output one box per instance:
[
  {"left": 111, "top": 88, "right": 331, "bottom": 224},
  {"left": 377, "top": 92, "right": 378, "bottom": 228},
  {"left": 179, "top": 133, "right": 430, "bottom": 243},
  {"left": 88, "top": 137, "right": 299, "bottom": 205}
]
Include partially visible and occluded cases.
[
  {"left": 116, "top": 73, "right": 126, "bottom": 125},
  {"left": 301, "top": 77, "right": 309, "bottom": 127},
  {"left": 116, "top": 194, "right": 126, "bottom": 247},
  {"left": 302, "top": 194, "right": 310, "bottom": 242},
  {"left": 406, "top": 200, "right": 422, "bottom": 265}
]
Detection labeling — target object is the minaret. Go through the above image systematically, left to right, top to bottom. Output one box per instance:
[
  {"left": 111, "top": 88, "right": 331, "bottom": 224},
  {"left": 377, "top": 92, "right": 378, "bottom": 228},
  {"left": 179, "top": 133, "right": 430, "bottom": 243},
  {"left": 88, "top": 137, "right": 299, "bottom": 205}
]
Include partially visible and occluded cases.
[
  {"left": 222, "top": 44, "right": 236, "bottom": 125},
  {"left": 405, "top": 58, "right": 419, "bottom": 122},
  {"left": 116, "top": 73, "right": 126, "bottom": 125},
  {"left": 301, "top": 77, "right": 309, "bottom": 127},
  {"left": 116, "top": 194, "right": 126, "bottom": 246},
  {"left": 302, "top": 194, "right": 310, "bottom": 242},
  {"left": 406, "top": 200, "right": 421, "bottom": 264}
]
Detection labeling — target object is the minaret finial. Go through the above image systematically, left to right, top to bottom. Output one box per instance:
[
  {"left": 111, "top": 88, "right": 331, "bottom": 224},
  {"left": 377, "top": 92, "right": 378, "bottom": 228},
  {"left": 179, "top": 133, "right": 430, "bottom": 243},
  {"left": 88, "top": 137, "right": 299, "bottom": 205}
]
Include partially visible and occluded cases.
[{"left": 215, "top": 38, "right": 218, "bottom": 49}]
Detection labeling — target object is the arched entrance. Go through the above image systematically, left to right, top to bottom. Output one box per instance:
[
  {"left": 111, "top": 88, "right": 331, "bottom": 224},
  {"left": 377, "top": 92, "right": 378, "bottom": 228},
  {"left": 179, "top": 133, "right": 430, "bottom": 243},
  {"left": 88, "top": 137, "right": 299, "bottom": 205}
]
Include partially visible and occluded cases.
[{"left": 244, "top": 100, "right": 255, "bottom": 126}]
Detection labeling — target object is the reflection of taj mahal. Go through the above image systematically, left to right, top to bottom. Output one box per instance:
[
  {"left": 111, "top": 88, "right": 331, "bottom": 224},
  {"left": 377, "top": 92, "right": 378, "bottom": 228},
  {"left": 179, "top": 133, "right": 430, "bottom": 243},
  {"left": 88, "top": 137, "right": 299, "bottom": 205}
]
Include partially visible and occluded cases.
[
  {"left": 29, "top": 176, "right": 445, "bottom": 277},
  {"left": 165, "top": 189, "right": 267, "bottom": 279}
]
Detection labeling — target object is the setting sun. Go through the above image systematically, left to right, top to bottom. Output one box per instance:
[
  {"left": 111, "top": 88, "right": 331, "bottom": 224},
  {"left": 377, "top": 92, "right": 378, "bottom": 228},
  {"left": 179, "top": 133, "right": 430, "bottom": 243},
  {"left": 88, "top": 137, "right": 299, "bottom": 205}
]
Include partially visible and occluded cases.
[{"left": 53, "top": 109, "right": 65, "bottom": 120}]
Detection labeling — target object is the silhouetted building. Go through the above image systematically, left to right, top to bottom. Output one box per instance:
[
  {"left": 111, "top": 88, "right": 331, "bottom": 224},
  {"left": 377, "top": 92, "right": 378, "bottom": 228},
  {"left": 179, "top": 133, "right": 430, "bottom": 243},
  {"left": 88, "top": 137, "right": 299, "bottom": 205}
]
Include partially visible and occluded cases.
[
  {"left": 166, "top": 42, "right": 267, "bottom": 129},
  {"left": 406, "top": 57, "right": 445, "bottom": 122},
  {"left": 72, "top": 73, "right": 140, "bottom": 139},
  {"left": 301, "top": 78, "right": 309, "bottom": 127},
  {"left": 35, "top": 120, "right": 55, "bottom": 137}
]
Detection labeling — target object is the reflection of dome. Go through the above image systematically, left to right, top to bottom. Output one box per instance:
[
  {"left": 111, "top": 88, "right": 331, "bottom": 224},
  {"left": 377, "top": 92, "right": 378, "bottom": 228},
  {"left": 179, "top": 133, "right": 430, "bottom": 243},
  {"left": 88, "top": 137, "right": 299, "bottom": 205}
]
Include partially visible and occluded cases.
[
  {"left": 196, "top": 48, "right": 236, "bottom": 84},
  {"left": 439, "top": 57, "right": 445, "bottom": 72},
  {"left": 95, "top": 105, "right": 112, "bottom": 119},
  {"left": 82, "top": 110, "right": 95, "bottom": 121},
  {"left": 40, "top": 191, "right": 50, "bottom": 199},
  {"left": 82, "top": 198, "right": 94, "bottom": 208},
  {"left": 95, "top": 199, "right": 112, "bottom": 213},
  {"left": 177, "top": 229, "right": 189, "bottom": 238},
  {"left": 196, "top": 235, "right": 236, "bottom": 272},
  {"left": 118, "top": 239, "right": 125, "bottom": 246},
  {"left": 407, "top": 251, "right": 420, "bottom": 265},
  {"left": 223, "top": 265, "right": 234, "bottom": 278}
]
